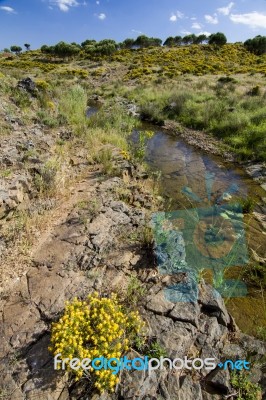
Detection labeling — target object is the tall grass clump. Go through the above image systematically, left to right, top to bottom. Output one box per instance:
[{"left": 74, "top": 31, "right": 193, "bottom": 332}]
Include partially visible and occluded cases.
[
  {"left": 59, "top": 84, "right": 88, "bottom": 135},
  {"left": 85, "top": 101, "right": 140, "bottom": 164}
]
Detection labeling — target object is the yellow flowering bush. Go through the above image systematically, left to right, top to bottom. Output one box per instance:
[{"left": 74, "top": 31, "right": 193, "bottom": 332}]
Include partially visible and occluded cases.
[
  {"left": 36, "top": 79, "right": 50, "bottom": 90},
  {"left": 46, "top": 101, "right": 56, "bottom": 110},
  {"left": 120, "top": 149, "right": 130, "bottom": 160},
  {"left": 49, "top": 292, "right": 145, "bottom": 393}
]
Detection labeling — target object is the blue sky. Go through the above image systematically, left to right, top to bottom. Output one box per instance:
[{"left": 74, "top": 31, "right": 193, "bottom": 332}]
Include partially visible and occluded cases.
[{"left": 0, "top": 0, "right": 266, "bottom": 49}]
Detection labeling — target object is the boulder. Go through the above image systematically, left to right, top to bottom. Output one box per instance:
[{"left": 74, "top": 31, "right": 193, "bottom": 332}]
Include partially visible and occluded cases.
[{"left": 17, "top": 77, "right": 36, "bottom": 94}]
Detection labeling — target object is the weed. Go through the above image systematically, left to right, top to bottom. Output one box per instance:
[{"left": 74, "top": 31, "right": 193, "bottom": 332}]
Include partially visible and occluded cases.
[
  {"left": 59, "top": 84, "right": 88, "bottom": 135},
  {"left": 11, "top": 87, "right": 32, "bottom": 108},
  {"left": 37, "top": 110, "right": 58, "bottom": 127},
  {"left": 129, "top": 130, "right": 154, "bottom": 162},
  {"left": 93, "top": 147, "right": 114, "bottom": 176},
  {"left": 33, "top": 159, "right": 61, "bottom": 197},
  {"left": 0, "top": 169, "right": 12, "bottom": 178},
  {"left": 238, "top": 197, "right": 256, "bottom": 214},
  {"left": 87, "top": 199, "right": 101, "bottom": 218},
  {"left": 4, "top": 210, "right": 29, "bottom": 242},
  {"left": 140, "top": 225, "right": 154, "bottom": 250},
  {"left": 243, "top": 264, "right": 266, "bottom": 289},
  {"left": 125, "top": 275, "right": 146, "bottom": 306},
  {"left": 257, "top": 326, "right": 266, "bottom": 341},
  {"left": 147, "top": 341, "right": 167, "bottom": 359},
  {"left": 230, "top": 370, "right": 262, "bottom": 400}
]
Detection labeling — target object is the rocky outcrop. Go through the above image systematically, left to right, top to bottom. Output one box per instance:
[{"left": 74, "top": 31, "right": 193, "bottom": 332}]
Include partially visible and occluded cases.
[
  {"left": 17, "top": 77, "right": 36, "bottom": 94},
  {"left": 1, "top": 173, "right": 265, "bottom": 400}
]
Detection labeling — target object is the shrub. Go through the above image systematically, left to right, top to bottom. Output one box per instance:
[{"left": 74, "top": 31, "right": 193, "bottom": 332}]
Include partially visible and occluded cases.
[
  {"left": 218, "top": 76, "right": 236, "bottom": 83},
  {"left": 35, "top": 79, "right": 50, "bottom": 90},
  {"left": 247, "top": 85, "right": 261, "bottom": 96},
  {"left": 11, "top": 87, "right": 32, "bottom": 108},
  {"left": 37, "top": 110, "right": 58, "bottom": 127},
  {"left": 129, "top": 130, "right": 154, "bottom": 161},
  {"left": 94, "top": 147, "right": 115, "bottom": 175},
  {"left": 33, "top": 159, "right": 59, "bottom": 195},
  {"left": 49, "top": 292, "right": 145, "bottom": 393}
]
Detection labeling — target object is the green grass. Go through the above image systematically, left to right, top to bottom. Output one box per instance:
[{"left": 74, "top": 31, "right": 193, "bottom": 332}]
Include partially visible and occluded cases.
[
  {"left": 1, "top": 45, "right": 265, "bottom": 163},
  {"left": 123, "top": 77, "right": 266, "bottom": 162}
]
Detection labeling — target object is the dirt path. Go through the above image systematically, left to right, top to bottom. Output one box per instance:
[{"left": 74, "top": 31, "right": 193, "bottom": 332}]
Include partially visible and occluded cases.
[{"left": 0, "top": 167, "right": 100, "bottom": 297}]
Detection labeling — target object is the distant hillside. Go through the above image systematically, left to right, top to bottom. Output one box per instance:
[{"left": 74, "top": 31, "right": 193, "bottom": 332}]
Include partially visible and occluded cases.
[{"left": 1, "top": 44, "right": 266, "bottom": 82}]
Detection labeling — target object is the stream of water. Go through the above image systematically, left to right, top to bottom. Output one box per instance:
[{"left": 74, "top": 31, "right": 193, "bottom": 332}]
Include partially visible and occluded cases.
[{"left": 144, "top": 129, "right": 266, "bottom": 336}]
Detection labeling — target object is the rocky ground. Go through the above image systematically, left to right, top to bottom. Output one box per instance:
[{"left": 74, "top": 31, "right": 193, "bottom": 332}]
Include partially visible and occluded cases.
[
  {"left": 0, "top": 78, "right": 266, "bottom": 400},
  {"left": 1, "top": 156, "right": 266, "bottom": 399}
]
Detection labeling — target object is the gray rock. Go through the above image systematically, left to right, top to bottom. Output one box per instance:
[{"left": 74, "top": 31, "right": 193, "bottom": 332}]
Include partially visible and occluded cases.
[
  {"left": 17, "top": 77, "right": 36, "bottom": 94},
  {"left": 109, "top": 200, "right": 130, "bottom": 214},
  {"left": 104, "top": 208, "right": 131, "bottom": 225},
  {"left": 199, "top": 282, "right": 231, "bottom": 327},
  {"left": 146, "top": 290, "right": 174, "bottom": 315},
  {"left": 3, "top": 298, "right": 47, "bottom": 350},
  {"left": 169, "top": 302, "right": 200, "bottom": 327},
  {"left": 200, "top": 316, "right": 228, "bottom": 345},
  {"left": 159, "top": 321, "right": 196, "bottom": 359},
  {"left": 238, "top": 333, "right": 266, "bottom": 360},
  {"left": 222, "top": 343, "right": 246, "bottom": 360},
  {"left": 119, "top": 351, "right": 158, "bottom": 399},
  {"left": 206, "top": 368, "right": 231, "bottom": 394},
  {"left": 162, "top": 372, "right": 180, "bottom": 399},
  {"left": 179, "top": 375, "right": 203, "bottom": 400},
  {"left": 202, "top": 392, "right": 222, "bottom": 400}
]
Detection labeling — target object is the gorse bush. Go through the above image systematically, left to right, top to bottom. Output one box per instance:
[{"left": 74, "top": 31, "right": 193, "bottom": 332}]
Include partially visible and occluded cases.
[{"left": 49, "top": 292, "right": 145, "bottom": 393}]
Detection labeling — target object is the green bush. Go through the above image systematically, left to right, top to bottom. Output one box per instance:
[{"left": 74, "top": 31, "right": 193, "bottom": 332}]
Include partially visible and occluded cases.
[{"left": 231, "top": 371, "right": 262, "bottom": 400}]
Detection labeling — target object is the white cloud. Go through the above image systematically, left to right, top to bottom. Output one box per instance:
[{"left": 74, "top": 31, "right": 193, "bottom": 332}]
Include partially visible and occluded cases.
[
  {"left": 50, "top": 0, "right": 79, "bottom": 12},
  {"left": 96, "top": 1, "right": 100, "bottom": 4},
  {"left": 217, "top": 2, "right": 234, "bottom": 16},
  {"left": 0, "top": 6, "right": 16, "bottom": 14},
  {"left": 170, "top": 10, "right": 184, "bottom": 22},
  {"left": 176, "top": 11, "right": 184, "bottom": 19},
  {"left": 230, "top": 11, "right": 266, "bottom": 29},
  {"left": 98, "top": 13, "right": 106, "bottom": 20},
  {"left": 205, "top": 14, "right": 219, "bottom": 24},
  {"left": 191, "top": 17, "right": 197, "bottom": 21},
  {"left": 191, "top": 22, "right": 202, "bottom": 29},
  {"left": 131, "top": 29, "right": 143, "bottom": 34},
  {"left": 180, "top": 30, "right": 191, "bottom": 35},
  {"left": 197, "top": 31, "right": 211, "bottom": 37}
]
